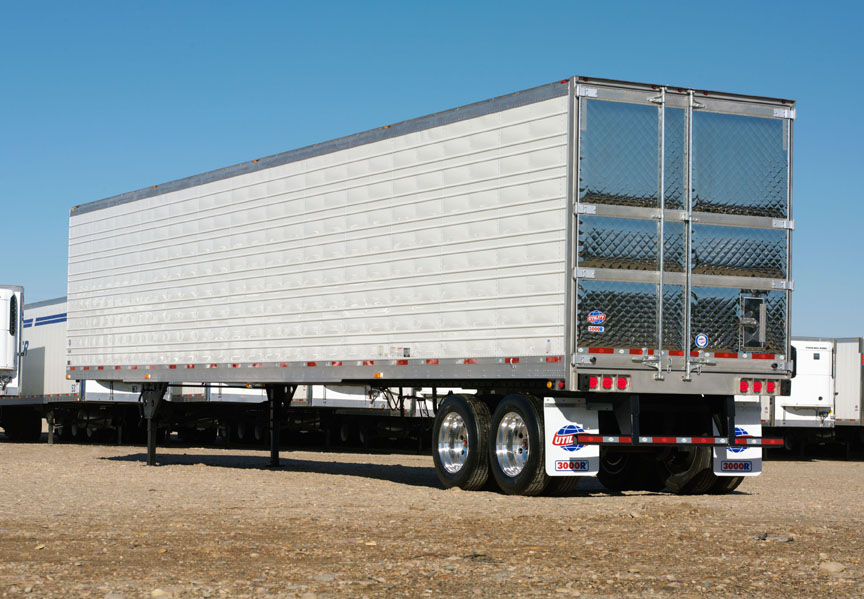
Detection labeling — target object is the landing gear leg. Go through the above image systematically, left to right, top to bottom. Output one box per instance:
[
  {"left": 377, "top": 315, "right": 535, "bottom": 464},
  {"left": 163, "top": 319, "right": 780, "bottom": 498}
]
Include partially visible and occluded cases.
[{"left": 142, "top": 383, "right": 168, "bottom": 466}]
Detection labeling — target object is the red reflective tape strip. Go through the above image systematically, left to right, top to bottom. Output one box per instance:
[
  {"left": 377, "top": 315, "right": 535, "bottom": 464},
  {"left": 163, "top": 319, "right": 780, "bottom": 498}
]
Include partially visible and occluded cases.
[
  {"left": 588, "top": 347, "right": 614, "bottom": 354},
  {"left": 629, "top": 348, "right": 643, "bottom": 355},
  {"left": 668, "top": 351, "right": 684, "bottom": 357},
  {"left": 690, "top": 351, "right": 699, "bottom": 357},
  {"left": 715, "top": 352, "right": 739, "bottom": 359},
  {"left": 751, "top": 353, "right": 775, "bottom": 360},
  {"left": 545, "top": 356, "right": 562, "bottom": 363},
  {"left": 505, "top": 357, "right": 519, "bottom": 364},
  {"left": 464, "top": 358, "right": 478, "bottom": 364},
  {"left": 426, "top": 359, "right": 439, "bottom": 365},
  {"left": 362, "top": 360, "right": 374, "bottom": 366},
  {"left": 397, "top": 360, "right": 408, "bottom": 366},
  {"left": 331, "top": 361, "right": 343, "bottom": 366},
  {"left": 306, "top": 362, "right": 317, "bottom": 367},
  {"left": 252, "top": 363, "right": 262, "bottom": 368},
  {"left": 279, "top": 363, "right": 289, "bottom": 367},
  {"left": 187, "top": 364, "right": 195, "bottom": 369},
  {"left": 208, "top": 364, "right": 218, "bottom": 368},
  {"left": 232, "top": 364, "right": 240, "bottom": 368},
  {"left": 169, "top": 365, "right": 177, "bottom": 369},
  {"left": 83, "top": 366, "right": 89, "bottom": 371},
  {"left": 97, "top": 366, "right": 104, "bottom": 370},
  {"left": 114, "top": 366, "right": 122, "bottom": 370},
  {"left": 130, "top": 366, "right": 138, "bottom": 370},
  {"left": 69, "top": 367, "right": 76, "bottom": 371},
  {"left": 576, "top": 435, "right": 604, "bottom": 443},
  {"left": 618, "top": 436, "right": 632, "bottom": 444},
  {"left": 651, "top": 436, "right": 678, "bottom": 444},
  {"left": 691, "top": 437, "right": 716, "bottom": 444},
  {"left": 734, "top": 438, "right": 749, "bottom": 445},
  {"left": 762, "top": 438, "right": 785, "bottom": 446}
]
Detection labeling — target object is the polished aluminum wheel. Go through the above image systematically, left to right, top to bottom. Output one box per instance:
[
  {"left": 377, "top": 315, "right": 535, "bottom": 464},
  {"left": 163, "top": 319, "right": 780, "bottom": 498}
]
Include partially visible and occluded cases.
[
  {"left": 437, "top": 412, "right": 469, "bottom": 473},
  {"left": 495, "top": 412, "right": 529, "bottom": 477}
]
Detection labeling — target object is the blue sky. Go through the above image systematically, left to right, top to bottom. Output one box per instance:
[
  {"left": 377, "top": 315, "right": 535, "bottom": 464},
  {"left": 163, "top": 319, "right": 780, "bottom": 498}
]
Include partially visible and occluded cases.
[{"left": 1, "top": 1, "right": 861, "bottom": 336}]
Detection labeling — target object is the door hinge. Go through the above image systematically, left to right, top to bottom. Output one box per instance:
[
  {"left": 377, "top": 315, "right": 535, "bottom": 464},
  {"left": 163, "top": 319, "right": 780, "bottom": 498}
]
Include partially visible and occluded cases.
[
  {"left": 576, "top": 85, "right": 598, "bottom": 98},
  {"left": 773, "top": 107, "right": 796, "bottom": 120},
  {"left": 575, "top": 203, "right": 597, "bottom": 215},
  {"left": 772, "top": 218, "right": 795, "bottom": 230},
  {"left": 574, "top": 267, "right": 596, "bottom": 280},
  {"left": 772, "top": 280, "right": 794, "bottom": 291},
  {"left": 572, "top": 354, "right": 597, "bottom": 365}
]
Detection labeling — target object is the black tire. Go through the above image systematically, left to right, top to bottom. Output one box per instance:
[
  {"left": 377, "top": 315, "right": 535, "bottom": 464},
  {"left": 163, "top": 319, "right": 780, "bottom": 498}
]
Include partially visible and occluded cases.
[
  {"left": 431, "top": 394, "right": 491, "bottom": 491},
  {"left": 488, "top": 394, "right": 549, "bottom": 496},
  {"left": 659, "top": 446, "right": 715, "bottom": 495},
  {"left": 598, "top": 449, "right": 640, "bottom": 492},
  {"left": 708, "top": 475, "right": 745, "bottom": 494},
  {"left": 544, "top": 476, "right": 582, "bottom": 496}
]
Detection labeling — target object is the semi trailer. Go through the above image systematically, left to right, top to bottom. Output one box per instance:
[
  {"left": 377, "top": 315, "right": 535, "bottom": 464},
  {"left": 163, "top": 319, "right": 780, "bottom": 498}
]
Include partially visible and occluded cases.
[
  {"left": 9, "top": 75, "right": 795, "bottom": 495},
  {"left": 761, "top": 337, "right": 863, "bottom": 454}
]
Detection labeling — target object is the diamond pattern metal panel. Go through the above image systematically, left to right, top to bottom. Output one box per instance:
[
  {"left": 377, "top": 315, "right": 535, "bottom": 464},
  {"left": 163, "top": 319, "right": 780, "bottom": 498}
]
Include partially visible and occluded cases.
[
  {"left": 579, "top": 100, "right": 659, "bottom": 208},
  {"left": 664, "top": 108, "right": 686, "bottom": 210},
  {"left": 692, "top": 112, "right": 788, "bottom": 218},
  {"left": 578, "top": 217, "right": 657, "bottom": 271},
  {"left": 664, "top": 222, "right": 685, "bottom": 272},
  {"left": 692, "top": 225, "right": 786, "bottom": 278},
  {"left": 578, "top": 281, "right": 656, "bottom": 348},
  {"left": 662, "top": 285, "right": 684, "bottom": 351},
  {"left": 690, "top": 287, "right": 786, "bottom": 353}
]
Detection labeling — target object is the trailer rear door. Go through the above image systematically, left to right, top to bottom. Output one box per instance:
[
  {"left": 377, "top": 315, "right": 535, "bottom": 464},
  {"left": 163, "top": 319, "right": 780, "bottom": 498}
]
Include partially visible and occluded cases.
[{"left": 572, "top": 81, "right": 793, "bottom": 388}]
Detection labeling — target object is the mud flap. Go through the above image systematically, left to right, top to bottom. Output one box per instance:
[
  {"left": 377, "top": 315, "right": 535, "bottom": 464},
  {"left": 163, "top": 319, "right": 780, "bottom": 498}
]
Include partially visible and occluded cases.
[
  {"left": 543, "top": 397, "right": 599, "bottom": 477},
  {"left": 713, "top": 398, "right": 763, "bottom": 477}
]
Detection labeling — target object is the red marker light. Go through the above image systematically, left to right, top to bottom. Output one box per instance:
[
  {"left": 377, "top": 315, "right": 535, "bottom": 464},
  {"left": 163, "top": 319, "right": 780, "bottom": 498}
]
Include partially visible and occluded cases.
[
  {"left": 589, "top": 376, "right": 599, "bottom": 390},
  {"left": 602, "top": 376, "right": 613, "bottom": 390},
  {"left": 616, "top": 376, "right": 628, "bottom": 390},
  {"left": 740, "top": 380, "right": 749, "bottom": 393},
  {"left": 557, "top": 381, "right": 565, "bottom": 390},
  {"left": 753, "top": 381, "right": 763, "bottom": 393},
  {"left": 767, "top": 381, "right": 776, "bottom": 394}
]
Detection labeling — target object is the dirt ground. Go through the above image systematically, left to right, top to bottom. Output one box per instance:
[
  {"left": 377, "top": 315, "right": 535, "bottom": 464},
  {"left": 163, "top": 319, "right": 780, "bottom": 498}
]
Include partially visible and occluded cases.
[{"left": 0, "top": 441, "right": 862, "bottom": 599}]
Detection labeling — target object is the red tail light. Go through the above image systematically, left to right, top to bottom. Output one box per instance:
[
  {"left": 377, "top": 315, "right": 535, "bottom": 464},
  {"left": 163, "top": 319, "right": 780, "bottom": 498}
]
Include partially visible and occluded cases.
[
  {"left": 589, "top": 376, "right": 599, "bottom": 390},
  {"left": 602, "top": 376, "right": 613, "bottom": 390},
  {"left": 616, "top": 376, "right": 628, "bottom": 390},
  {"left": 740, "top": 380, "right": 749, "bottom": 393},
  {"left": 753, "top": 381, "right": 763, "bottom": 393},
  {"left": 767, "top": 381, "right": 776, "bottom": 394}
]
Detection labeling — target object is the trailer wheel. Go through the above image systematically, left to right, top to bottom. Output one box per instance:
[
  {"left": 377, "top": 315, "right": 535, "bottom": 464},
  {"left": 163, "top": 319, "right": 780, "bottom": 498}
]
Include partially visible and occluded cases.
[
  {"left": 432, "top": 394, "right": 491, "bottom": 491},
  {"left": 488, "top": 394, "right": 549, "bottom": 496},
  {"left": 659, "top": 447, "right": 715, "bottom": 495},
  {"left": 597, "top": 450, "right": 639, "bottom": 492},
  {"left": 708, "top": 475, "right": 744, "bottom": 494},
  {"left": 544, "top": 476, "right": 581, "bottom": 496}
]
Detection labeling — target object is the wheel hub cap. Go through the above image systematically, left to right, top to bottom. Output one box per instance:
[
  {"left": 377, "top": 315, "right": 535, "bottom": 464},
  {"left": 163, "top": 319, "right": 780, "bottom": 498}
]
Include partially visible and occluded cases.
[
  {"left": 437, "top": 412, "right": 469, "bottom": 473},
  {"left": 495, "top": 412, "right": 529, "bottom": 477}
]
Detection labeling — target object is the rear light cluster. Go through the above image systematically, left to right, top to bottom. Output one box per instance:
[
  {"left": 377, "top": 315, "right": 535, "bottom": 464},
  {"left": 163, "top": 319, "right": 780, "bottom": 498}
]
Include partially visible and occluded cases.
[
  {"left": 588, "top": 375, "right": 630, "bottom": 392},
  {"left": 739, "top": 379, "right": 777, "bottom": 395}
]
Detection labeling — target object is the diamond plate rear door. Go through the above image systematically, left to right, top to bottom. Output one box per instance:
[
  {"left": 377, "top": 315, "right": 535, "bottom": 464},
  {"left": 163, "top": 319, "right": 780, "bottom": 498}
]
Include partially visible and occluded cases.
[{"left": 572, "top": 82, "right": 793, "bottom": 385}]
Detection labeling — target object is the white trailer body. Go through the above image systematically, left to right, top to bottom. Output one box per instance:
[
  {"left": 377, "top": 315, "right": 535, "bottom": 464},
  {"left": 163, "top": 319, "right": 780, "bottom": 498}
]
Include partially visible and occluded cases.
[
  {"left": 61, "top": 77, "right": 795, "bottom": 495},
  {"left": 761, "top": 337, "right": 863, "bottom": 451}
]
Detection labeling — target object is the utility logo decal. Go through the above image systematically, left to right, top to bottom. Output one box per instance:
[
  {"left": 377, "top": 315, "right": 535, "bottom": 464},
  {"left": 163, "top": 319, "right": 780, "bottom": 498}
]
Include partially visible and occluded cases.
[
  {"left": 587, "top": 310, "right": 607, "bottom": 325},
  {"left": 695, "top": 333, "right": 709, "bottom": 349},
  {"left": 552, "top": 424, "right": 585, "bottom": 452},
  {"left": 728, "top": 426, "right": 753, "bottom": 454}
]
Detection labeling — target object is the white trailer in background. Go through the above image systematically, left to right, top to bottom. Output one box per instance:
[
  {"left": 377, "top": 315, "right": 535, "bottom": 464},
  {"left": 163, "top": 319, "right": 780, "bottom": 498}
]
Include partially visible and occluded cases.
[
  {"left": 62, "top": 76, "right": 794, "bottom": 495},
  {"left": 1, "top": 295, "right": 432, "bottom": 446},
  {"left": 761, "top": 337, "right": 863, "bottom": 453}
]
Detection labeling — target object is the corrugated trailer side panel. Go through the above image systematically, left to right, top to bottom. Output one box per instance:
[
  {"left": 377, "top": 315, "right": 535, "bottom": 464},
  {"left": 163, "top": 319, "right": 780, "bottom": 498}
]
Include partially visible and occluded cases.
[
  {"left": 68, "top": 89, "right": 569, "bottom": 369},
  {"left": 21, "top": 298, "right": 74, "bottom": 396},
  {"left": 834, "top": 338, "right": 863, "bottom": 425}
]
